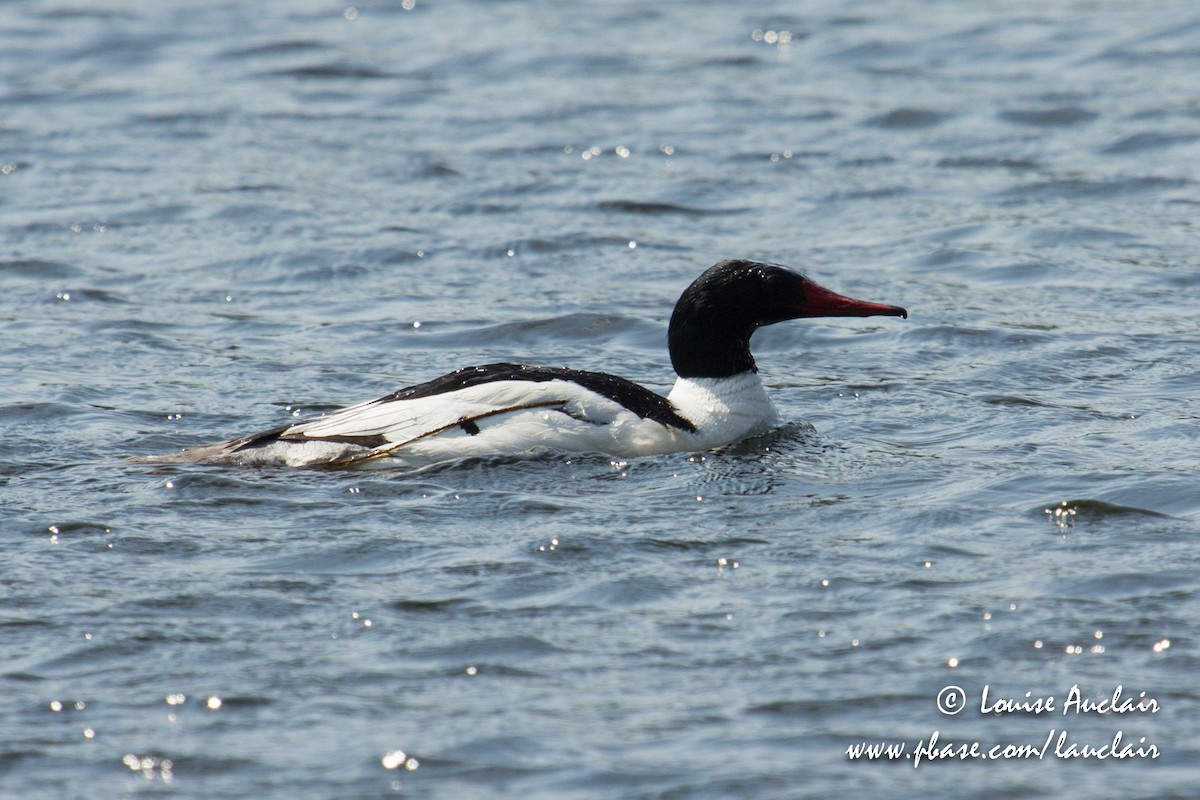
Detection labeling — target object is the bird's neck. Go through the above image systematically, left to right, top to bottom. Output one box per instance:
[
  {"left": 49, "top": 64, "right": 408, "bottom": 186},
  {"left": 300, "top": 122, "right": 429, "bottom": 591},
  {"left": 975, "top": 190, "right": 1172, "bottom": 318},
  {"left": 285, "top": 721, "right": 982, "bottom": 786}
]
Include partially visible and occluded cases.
[
  {"left": 667, "top": 316, "right": 757, "bottom": 379},
  {"left": 666, "top": 372, "right": 779, "bottom": 446}
]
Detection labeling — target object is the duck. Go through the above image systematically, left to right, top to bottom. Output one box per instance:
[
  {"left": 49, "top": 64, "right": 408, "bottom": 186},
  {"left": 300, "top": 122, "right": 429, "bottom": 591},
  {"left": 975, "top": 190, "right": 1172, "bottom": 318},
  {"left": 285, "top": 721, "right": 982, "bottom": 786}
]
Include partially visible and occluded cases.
[{"left": 149, "top": 259, "right": 907, "bottom": 468}]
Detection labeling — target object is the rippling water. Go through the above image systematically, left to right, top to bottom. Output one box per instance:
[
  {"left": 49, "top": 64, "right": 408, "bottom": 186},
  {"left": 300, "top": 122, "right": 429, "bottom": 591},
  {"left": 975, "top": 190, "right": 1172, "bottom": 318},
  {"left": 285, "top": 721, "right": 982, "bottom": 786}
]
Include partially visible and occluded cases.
[{"left": 3, "top": 1, "right": 1199, "bottom": 797}]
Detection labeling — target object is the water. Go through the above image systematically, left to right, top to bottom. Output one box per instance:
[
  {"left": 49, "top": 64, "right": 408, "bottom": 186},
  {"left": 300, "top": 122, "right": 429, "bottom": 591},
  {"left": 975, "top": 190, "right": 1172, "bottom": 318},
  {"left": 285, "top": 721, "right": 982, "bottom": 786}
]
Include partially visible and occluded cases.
[{"left": 3, "top": 0, "right": 1199, "bottom": 797}]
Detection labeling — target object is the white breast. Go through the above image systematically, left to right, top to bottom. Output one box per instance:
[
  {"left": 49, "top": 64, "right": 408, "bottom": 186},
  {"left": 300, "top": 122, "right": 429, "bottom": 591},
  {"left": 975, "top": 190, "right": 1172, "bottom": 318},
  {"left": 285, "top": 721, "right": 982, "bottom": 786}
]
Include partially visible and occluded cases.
[{"left": 664, "top": 372, "right": 781, "bottom": 451}]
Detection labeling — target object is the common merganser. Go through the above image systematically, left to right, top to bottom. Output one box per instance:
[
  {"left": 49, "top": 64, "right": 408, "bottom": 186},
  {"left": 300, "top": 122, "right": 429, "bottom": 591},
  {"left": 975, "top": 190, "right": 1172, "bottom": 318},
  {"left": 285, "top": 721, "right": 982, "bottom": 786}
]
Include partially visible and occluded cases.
[{"left": 150, "top": 259, "right": 906, "bottom": 468}]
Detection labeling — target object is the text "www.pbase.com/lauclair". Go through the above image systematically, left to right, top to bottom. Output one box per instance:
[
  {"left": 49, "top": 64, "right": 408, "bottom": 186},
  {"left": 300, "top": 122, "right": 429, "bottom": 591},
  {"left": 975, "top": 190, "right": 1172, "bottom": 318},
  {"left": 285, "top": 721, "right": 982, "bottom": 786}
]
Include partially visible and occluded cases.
[{"left": 846, "top": 729, "right": 1159, "bottom": 767}]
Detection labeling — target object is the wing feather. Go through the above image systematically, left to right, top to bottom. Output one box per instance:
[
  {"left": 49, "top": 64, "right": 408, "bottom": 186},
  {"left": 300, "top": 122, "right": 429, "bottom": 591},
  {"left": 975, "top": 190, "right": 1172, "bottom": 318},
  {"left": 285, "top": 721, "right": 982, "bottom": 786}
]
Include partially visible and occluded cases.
[
  {"left": 277, "top": 379, "right": 621, "bottom": 448},
  {"left": 320, "top": 400, "right": 569, "bottom": 466}
]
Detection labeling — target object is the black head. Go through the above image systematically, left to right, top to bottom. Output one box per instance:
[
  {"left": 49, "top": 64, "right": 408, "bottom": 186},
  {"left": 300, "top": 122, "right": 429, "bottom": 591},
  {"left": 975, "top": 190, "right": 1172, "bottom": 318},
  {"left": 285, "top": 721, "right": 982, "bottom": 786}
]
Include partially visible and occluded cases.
[{"left": 667, "top": 259, "right": 907, "bottom": 378}]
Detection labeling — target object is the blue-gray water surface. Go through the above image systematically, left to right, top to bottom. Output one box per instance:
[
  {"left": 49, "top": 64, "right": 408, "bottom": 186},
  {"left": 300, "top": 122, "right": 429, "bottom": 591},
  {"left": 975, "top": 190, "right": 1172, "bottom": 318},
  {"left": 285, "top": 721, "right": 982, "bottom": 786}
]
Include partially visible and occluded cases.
[{"left": 3, "top": 1, "right": 1199, "bottom": 797}]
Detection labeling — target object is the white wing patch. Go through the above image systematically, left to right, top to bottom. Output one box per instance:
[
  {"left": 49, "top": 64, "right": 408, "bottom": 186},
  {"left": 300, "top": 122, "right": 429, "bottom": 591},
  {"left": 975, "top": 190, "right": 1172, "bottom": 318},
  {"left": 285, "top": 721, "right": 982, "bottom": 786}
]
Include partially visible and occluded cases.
[{"left": 276, "top": 379, "right": 629, "bottom": 465}]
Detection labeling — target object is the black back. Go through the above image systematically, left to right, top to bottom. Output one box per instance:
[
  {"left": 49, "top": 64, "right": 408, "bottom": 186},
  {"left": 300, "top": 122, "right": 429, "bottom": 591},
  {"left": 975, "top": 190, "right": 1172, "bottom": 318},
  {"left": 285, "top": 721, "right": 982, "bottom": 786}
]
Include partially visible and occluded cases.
[{"left": 378, "top": 362, "right": 697, "bottom": 432}]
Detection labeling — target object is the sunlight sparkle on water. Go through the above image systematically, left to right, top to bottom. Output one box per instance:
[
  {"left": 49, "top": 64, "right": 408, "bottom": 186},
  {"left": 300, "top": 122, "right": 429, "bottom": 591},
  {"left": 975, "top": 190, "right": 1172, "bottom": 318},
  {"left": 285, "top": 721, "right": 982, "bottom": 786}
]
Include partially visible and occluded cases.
[
  {"left": 751, "top": 29, "right": 795, "bottom": 45},
  {"left": 1044, "top": 500, "right": 1077, "bottom": 530},
  {"left": 381, "top": 749, "right": 419, "bottom": 771},
  {"left": 123, "top": 753, "right": 174, "bottom": 783}
]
